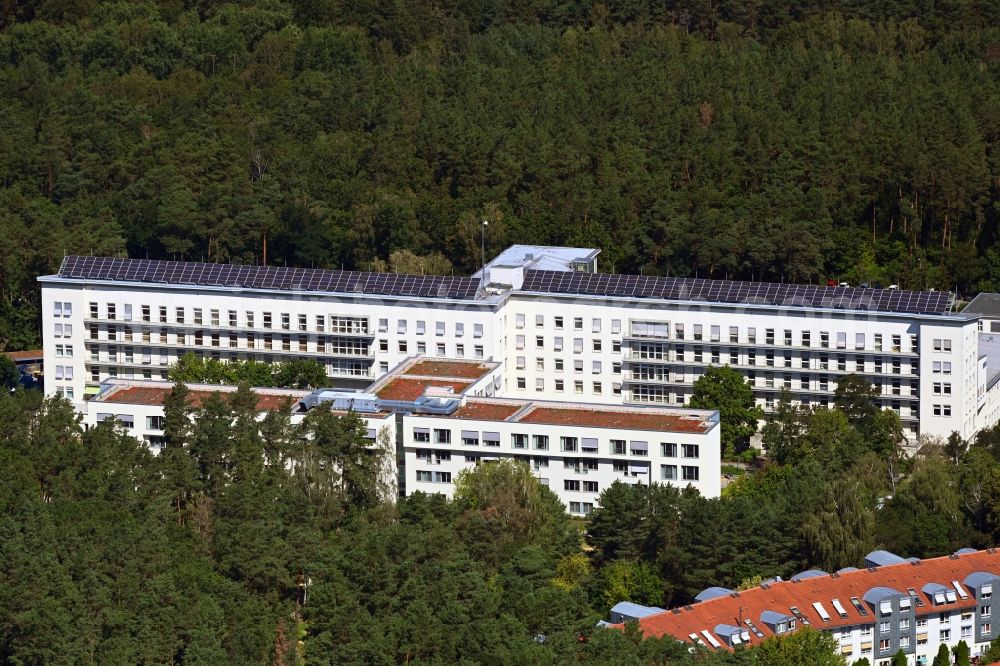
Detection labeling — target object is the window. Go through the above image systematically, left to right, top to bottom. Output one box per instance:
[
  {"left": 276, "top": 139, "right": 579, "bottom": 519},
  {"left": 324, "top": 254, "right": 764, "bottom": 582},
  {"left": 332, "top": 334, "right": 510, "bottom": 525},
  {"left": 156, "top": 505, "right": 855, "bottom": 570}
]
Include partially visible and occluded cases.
[
  {"left": 516, "top": 314, "right": 525, "bottom": 329},
  {"left": 554, "top": 316, "right": 564, "bottom": 329},
  {"left": 573, "top": 317, "right": 583, "bottom": 330},
  {"left": 592, "top": 318, "right": 601, "bottom": 333},
  {"left": 415, "top": 320, "right": 426, "bottom": 335},
  {"left": 436, "top": 322, "right": 445, "bottom": 336},
  {"left": 474, "top": 323, "right": 483, "bottom": 338},
  {"left": 693, "top": 324, "right": 703, "bottom": 340},
  {"left": 515, "top": 335, "right": 525, "bottom": 350},
  {"left": 535, "top": 335, "right": 544, "bottom": 349},
  {"left": 436, "top": 343, "right": 446, "bottom": 356},
  {"left": 517, "top": 377, "right": 526, "bottom": 389},
  {"left": 535, "top": 377, "right": 544, "bottom": 391},
  {"left": 555, "top": 379, "right": 564, "bottom": 391},
  {"left": 592, "top": 381, "right": 602, "bottom": 394},
  {"left": 146, "top": 415, "right": 165, "bottom": 430},
  {"left": 414, "top": 429, "right": 430, "bottom": 443},
  {"left": 434, "top": 429, "right": 451, "bottom": 444},
  {"left": 512, "top": 434, "right": 528, "bottom": 449},
  {"left": 532, "top": 435, "right": 548, "bottom": 450},
  {"left": 561, "top": 437, "right": 578, "bottom": 452},
  {"left": 612, "top": 439, "right": 626, "bottom": 455},
  {"left": 661, "top": 442, "right": 677, "bottom": 457},
  {"left": 682, "top": 444, "right": 699, "bottom": 458},
  {"left": 661, "top": 465, "right": 677, "bottom": 480},
  {"left": 682, "top": 466, "right": 699, "bottom": 481},
  {"left": 564, "top": 480, "right": 580, "bottom": 491},
  {"left": 583, "top": 481, "right": 599, "bottom": 493},
  {"left": 940, "top": 629, "right": 950, "bottom": 641},
  {"left": 878, "top": 639, "right": 890, "bottom": 652}
]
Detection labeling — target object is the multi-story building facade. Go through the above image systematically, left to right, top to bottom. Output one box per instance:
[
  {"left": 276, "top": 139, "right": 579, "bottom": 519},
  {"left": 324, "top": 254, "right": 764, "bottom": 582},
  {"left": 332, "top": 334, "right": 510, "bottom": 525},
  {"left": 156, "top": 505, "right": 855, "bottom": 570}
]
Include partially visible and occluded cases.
[
  {"left": 40, "top": 245, "right": 1000, "bottom": 439},
  {"left": 84, "top": 356, "right": 721, "bottom": 512},
  {"left": 615, "top": 548, "right": 1000, "bottom": 666}
]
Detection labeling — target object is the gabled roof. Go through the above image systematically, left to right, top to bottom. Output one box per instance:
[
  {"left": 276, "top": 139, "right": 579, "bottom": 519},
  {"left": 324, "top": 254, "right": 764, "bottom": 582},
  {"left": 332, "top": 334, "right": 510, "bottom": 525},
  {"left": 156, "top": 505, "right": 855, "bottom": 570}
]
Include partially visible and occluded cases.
[
  {"left": 964, "top": 292, "right": 1000, "bottom": 317},
  {"left": 626, "top": 549, "right": 1000, "bottom": 650}
]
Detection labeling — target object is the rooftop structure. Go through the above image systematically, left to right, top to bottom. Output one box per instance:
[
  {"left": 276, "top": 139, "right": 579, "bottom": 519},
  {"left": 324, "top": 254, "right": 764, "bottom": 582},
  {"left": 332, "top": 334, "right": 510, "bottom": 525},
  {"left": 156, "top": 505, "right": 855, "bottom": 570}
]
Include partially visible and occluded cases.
[
  {"left": 472, "top": 244, "right": 599, "bottom": 280},
  {"left": 57, "top": 255, "right": 481, "bottom": 300},
  {"left": 521, "top": 270, "right": 956, "bottom": 316},
  {"left": 964, "top": 293, "right": 1000, "bottom": 319},
  {"left": 619, "top": 548, "right": 1000, "bottom": 663}
]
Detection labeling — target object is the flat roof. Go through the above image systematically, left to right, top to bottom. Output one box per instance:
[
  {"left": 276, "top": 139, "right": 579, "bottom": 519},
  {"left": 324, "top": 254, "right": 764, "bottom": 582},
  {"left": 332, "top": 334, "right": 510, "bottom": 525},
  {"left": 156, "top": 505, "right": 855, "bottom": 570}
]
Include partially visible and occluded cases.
[
  {"left": 3, "top": 349, "right": 43, "bottom": 362},
  {"left": 401, "top": 359, "right": 495, "bottom": 380},
  {"left": 375, "top": 378, "right": 473, "bottom": 402},
  {"left": 94, "top": 383, "right": 303, "bottom": 412},
  {"left": 431, "top": 398, "right": 716, "bottom": 433},
  {"left": 444, "top": 400, "right": 524, "bottom": 421},
  {"left": 516, "top": 404, "right": 713, "bottom": 433},
  {"left": 629, "top": 549, "right": 1000, "bottom": 650}
]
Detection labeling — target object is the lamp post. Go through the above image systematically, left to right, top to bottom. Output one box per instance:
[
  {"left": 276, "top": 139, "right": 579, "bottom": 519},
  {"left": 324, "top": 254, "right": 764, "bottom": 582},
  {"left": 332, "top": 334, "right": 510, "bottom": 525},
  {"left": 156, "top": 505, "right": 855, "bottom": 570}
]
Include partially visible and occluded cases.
[{"left": 481, "top": 220, "right": 488, "bottom": 274}]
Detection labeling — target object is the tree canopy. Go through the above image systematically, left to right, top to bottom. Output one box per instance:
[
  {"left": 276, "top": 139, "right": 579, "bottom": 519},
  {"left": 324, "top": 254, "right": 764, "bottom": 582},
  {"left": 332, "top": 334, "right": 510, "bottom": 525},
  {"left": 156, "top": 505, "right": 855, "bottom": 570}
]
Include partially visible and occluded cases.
[
  {"left": 3, "top": 1, "right": 1000, "bottom": 351},
  {"left": 690, "top": 366, "right": 762, "bottom": 457}
]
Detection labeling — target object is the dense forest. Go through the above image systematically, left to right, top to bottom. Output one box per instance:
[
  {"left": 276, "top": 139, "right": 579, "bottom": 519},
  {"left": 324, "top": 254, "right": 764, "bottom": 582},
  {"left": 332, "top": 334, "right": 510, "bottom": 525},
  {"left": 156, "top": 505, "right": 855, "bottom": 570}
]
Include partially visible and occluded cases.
[
  {"left": 2, "top": 1, "right": 1000, "bottom": 348},
  {"left": 7, "top": 377, "right": 1000, "bottom": 664}
]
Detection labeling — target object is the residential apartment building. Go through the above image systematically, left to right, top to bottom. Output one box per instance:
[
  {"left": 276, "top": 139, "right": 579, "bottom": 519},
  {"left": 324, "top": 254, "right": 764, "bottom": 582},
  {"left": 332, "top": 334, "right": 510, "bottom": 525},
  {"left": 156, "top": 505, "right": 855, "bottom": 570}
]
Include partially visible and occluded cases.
[
  {"left": 40, "top": 245, "right": 1000, "bottom": 439},
  {"left": 84, "top": 356, "right": 722, "bottom": 512},
  {"left": 615, "top": 548, "right": 1000, "bottom": 666}
]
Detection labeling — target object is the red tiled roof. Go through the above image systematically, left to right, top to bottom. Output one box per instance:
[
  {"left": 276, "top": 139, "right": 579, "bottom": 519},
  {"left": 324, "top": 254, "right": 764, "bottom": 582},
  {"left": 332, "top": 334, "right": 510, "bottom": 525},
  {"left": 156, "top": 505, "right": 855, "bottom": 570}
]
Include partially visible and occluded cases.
[
  {"left": 4, "top": 349, "right": 43, "bottom": 361},
  {"left": 403, "top": 360, "right": 493, "bottom": 380},
  {"left": 375, "top": 378, "right": 471, "bottom": 401},
  {"left": 104, "top": 386, "right": 294, "bottom": 412},
  {"left": 445, "top": 400, "right": 523, "bottom": 421},
  {"left": 517, "top": 406, "right": 710, "bottom": 433},
  {"left": 632, "top": 550, "right": 1000, "bottom": 650}
]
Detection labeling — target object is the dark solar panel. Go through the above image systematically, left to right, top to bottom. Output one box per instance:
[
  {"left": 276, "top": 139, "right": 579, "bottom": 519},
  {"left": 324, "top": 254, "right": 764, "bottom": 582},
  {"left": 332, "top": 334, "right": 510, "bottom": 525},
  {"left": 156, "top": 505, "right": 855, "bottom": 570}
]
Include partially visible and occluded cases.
[
  {"left": 58, "top": 256, "right": 481, "bottom": 300},
  {"left": 520, "top": 269, "right": 953, "bottom": 315}
]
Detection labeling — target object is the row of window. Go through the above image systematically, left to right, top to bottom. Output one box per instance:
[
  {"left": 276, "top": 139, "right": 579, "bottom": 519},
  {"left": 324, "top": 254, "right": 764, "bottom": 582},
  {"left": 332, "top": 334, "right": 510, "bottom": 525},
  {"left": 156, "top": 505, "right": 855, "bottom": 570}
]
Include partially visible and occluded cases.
[
  {"left": 52, "top": 302, "right": 73, "bottom": 317},
  {"left": 86, "top": 302, "right": 489, "bottom": 339},
  {"left": 515, "top": 314, "right": 609, "bottom": 332},
  {"left": 377, "top": 318, "right": 483, "bottom": 338},
  {"left": 627, "top": 322, "right": 924, "bottom": 353},
  {"left": 514, "top": 335, "right": 618, "bottom": 353},
  {"left": 378, "top": 339, "right": 485, "bottom": 358},
  {"left": 629, "top": 345, "right": 921, "bottom": 374},
  {"left": 517, "top": 357, "right": 618, "bottom": 374},
  {"left": 515, "top": 377, "right": 620, "bottom": 395},
  {"left": 414, "top": 430, "right": 695, "bottom": 457},
  {"left": 415, "top": 470, "right": 452, "bottom": 483}
]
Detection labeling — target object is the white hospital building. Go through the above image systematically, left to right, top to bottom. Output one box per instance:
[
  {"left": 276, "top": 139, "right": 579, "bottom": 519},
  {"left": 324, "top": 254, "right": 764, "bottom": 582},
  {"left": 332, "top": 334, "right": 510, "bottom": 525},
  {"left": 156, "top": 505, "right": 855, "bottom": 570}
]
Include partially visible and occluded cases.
[{"left": 39, "top": 245, "right": 1000, "bottom": 444}]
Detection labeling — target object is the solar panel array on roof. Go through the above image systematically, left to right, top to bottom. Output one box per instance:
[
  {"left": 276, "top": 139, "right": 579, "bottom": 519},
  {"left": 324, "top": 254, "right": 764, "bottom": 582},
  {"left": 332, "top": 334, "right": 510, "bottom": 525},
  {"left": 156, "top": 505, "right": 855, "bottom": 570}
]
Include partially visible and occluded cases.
[
  {"left": 57, "top": 256, "right": 481, "bottom": 300},
  {"left": 520, "top": 270, "right": 954, "bottom": 315}
]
